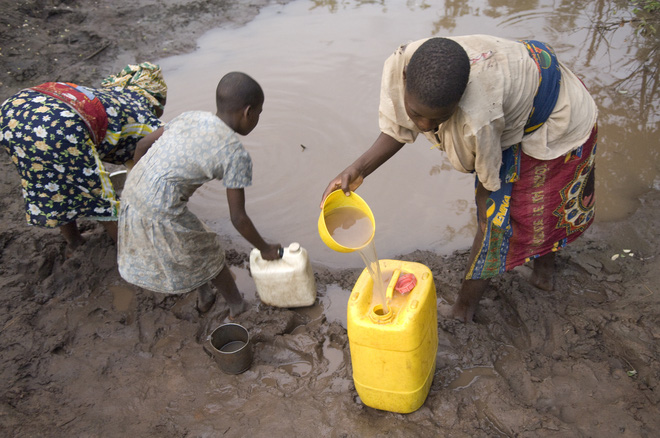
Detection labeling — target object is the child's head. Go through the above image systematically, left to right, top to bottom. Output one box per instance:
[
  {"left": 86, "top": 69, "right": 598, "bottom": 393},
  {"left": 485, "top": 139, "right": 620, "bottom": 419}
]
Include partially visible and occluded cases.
[
  {"left": 403, "top": 38, "right": 469, "bottom": 132},
  {"left": 216, "top": 72, "right": 264, "bottom": 135}
]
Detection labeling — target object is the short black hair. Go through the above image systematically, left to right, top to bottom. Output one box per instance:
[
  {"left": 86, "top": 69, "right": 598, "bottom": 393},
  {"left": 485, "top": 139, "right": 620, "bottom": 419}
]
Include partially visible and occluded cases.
[
  {"left": 406, "top": 38, "right": 470, "bottom": 109},
  {"left": 216, "top": 72, "right": 264, "bottom": 112}
]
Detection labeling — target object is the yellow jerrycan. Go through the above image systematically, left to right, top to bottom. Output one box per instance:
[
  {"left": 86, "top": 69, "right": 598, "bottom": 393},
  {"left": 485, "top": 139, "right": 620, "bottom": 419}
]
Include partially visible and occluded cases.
[{"left": 347, "top": 259, "right": 437, "bottom": 414}]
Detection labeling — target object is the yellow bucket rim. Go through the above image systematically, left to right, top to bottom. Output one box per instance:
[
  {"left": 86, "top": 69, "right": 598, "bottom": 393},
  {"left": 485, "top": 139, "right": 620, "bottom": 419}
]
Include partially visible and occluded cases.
[{"left": 318, "top": 190, "right": 375, "bottom": 253}]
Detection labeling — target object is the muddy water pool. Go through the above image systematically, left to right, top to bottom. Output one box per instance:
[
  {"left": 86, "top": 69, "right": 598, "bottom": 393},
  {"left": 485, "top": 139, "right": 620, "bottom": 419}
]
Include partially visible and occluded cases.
[{"left": 157, "top": 0, "right": 659, "bottom": 269}]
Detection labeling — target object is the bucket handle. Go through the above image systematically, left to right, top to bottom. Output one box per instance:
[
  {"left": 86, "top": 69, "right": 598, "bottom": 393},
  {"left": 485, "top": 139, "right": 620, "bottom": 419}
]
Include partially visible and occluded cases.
[
  {"left": 385, "top": 269, "right": 401, "bottom": 303},
  {"left": 203, "top": 335, "right": 215, "bottom": 357}
]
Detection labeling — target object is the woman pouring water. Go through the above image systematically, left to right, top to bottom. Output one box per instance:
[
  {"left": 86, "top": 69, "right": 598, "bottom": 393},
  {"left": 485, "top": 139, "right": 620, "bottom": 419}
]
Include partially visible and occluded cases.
[{"left": 320, "top": 35, "right": 598, "bottom": 323}]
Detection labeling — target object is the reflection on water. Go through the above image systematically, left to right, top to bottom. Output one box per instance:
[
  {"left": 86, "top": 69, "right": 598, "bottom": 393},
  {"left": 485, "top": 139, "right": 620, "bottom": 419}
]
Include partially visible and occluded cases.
[
  {"left": 157, "top": 0, "right": 658, "bottom": 268},
  {"left": 529, "top": 0, "right": 660, "bottom": 220},
  {"left": 230, "top": 266, "right": 258, "bottom": 302},
  {"left": 447, "top": 366, "right": 497, "bottom": 390}
]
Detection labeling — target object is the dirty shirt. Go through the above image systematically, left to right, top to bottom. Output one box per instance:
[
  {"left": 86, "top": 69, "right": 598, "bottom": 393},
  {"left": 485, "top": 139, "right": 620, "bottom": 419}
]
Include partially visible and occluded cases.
[
  {"left": 378, "top": 34, "right": 598, "bottom": 192},
  {"left": 117, "top": 111, "right": 252, "bottom": 294}
]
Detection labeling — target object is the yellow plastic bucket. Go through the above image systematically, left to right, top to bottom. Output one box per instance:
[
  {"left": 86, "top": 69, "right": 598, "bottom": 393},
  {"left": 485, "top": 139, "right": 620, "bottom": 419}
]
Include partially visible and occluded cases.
[
  {"left": 318, "top": 190, "right": 375, "bottom": 253},
  {"left": 347, "top": 259, "right": 437, "bottom": 413}
]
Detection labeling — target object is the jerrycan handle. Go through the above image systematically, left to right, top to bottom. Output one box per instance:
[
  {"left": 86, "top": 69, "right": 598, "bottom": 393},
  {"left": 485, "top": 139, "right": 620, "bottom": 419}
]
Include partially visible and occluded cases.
[
  {"left": 252, "top": 244, "right": 288, "bottom": 262},
  {"left": 385, "top": 269, "right": 401, "bottom": 302}
]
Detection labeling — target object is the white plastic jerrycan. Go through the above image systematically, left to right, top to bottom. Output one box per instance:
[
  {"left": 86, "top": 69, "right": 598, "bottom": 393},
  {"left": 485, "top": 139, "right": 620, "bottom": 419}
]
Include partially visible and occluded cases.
[{"left": 249, "top": 242, "right": 317, "bottom": 308}]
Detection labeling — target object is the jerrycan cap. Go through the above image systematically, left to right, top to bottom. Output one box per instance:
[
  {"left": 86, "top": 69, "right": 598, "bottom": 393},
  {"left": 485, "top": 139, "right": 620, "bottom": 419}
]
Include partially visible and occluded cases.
[
  {"left": 288, "top": 242, "right": 301, "bottom": 253},
  {"left": 395, "top": 273, "right": 417, "bottom": 294}
]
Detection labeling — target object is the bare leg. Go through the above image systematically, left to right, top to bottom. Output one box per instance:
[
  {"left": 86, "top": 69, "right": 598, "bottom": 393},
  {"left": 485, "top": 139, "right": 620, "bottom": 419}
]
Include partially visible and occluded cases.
[
  {"left": 450, "top": 182, "right": 491, "bottom": 322},
  {"left": 450, "top": 218, "right": 490, "bottom": 322},
  {"left": 100, "top": 220, "right": 118, "bottom": 243},
  {"left": 59, "top": 221, "right": 85, "bottom": 258},
  {"left": 530, "top": 252, "right": 555, "bottom": 291},
  {"left": 210, "top": 265, "right": 247, "bottom": 318}
]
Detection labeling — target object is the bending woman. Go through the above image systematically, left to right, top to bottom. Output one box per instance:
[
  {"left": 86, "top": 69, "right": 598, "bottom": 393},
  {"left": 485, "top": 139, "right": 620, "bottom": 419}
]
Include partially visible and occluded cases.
[{"left": 1, "top": 62, "right": 167, "bottom": 257}]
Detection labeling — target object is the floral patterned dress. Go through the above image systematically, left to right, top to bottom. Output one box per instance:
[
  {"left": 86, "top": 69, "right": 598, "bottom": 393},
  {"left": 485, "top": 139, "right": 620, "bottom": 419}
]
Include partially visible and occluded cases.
[
  {"left": 0, "top": 87, "right": 162, "bottom": 227},
  {"left": 117, "top": 111, "right": 252, "bottom": 294}
]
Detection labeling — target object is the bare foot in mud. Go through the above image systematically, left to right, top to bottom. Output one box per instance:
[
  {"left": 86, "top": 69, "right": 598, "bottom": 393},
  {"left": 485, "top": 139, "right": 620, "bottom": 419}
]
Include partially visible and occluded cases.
[
  {"left": 61, "top": 221, "right": 86, "bottom": 259},
  {"left": 64, "top": 236, "right": 86, "bottom": 259},
  {"left": 530, "top": 253, "right": 555, "bottom": 291},
  {"left": 445, "top": 278, "right": 490, "bottom": 322},
  {"left": 196, "top": 283, "right": 217, "bottom": 314},
  {"left": 172, "top": 293, "right": 200, "bottom": 322},
  {"left": 228, "top": 300, "right": 249, "bottom": 320},
  {"left": 449, "top": 301, "right": 478, "bottom": 323}
]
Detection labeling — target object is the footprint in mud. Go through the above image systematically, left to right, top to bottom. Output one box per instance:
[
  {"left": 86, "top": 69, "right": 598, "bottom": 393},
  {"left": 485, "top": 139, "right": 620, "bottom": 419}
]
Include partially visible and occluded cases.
[
  {"left": 253, "top": 332, "right": 346, "bottom": 380},
  {"left": 255, "top": 337, "right": 316, "bottom": 377},
  {"left": 317, "top": 338, "right": 345, "bottom": 379}
]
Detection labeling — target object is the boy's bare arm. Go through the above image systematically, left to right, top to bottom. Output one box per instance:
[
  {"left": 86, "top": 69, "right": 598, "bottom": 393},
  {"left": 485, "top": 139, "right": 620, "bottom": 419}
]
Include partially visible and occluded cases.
[
  {"left": 133, "top": 127, "right": 165, "bottom": 164},
  {"left": 226, "top": 188, "right": 281, "bottom": 260}
]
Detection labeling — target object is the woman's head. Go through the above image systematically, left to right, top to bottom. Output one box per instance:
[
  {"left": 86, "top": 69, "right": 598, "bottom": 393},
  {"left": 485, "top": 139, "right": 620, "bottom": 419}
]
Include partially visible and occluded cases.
[
  {"left": 404, "top": 38, "right": 470, "bottom": 132},
  {"left": 101, "top": 62, "right": 168, "bottom": 116},
  {"left": 216, "top": 72, "right": 264, "bottom": 135}
]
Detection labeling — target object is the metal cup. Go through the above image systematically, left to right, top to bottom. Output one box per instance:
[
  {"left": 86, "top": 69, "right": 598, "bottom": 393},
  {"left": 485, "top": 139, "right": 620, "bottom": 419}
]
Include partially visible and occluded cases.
[{"left": 206, "top": 323, "right": 253, "bottom": 374}]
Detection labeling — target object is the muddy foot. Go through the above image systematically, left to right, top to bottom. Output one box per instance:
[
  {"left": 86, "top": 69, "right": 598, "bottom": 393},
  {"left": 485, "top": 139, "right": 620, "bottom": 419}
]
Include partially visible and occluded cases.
[
  {"left": 64, "top": 237, "right": 86, "bottom": 259},
  {"left": 531, "top": 254, "right": 555, "bottom": 291},
  {"left": 530, "top": 271, "right": 554, "bottom": 291},
  {"left": 445, "top": 279, "right": 488, "bottom": 323},
  {"left": 196, "top": 284, "right": 217, "bottom": 314},
  {"left": 172, "top": 293, "right": 200, "bottom": 322},
  {"left": 228, "top": 300, "right": 249, "bottom": 320},
  {"left": 448, "top": 302, "right": 477, "bottom": 323}
]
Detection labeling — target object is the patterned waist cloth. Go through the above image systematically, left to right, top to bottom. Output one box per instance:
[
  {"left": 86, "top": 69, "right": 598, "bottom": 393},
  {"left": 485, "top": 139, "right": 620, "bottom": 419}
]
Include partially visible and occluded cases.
[
  {"left": 466, "top": 40, "right": 596, "bottom": 279},
  {"left": 29, "top": 82, "right": 108, "bottom": 145}
]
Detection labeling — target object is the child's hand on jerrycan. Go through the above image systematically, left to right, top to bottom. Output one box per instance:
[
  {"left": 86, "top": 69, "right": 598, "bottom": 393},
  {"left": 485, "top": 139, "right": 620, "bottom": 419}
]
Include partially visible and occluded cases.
[{"left": 260, "top": 243, "right": 283, "bottom": 260}]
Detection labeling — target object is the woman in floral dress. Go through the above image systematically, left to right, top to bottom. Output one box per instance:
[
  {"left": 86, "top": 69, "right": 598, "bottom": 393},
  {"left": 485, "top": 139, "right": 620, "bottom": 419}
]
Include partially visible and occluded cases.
[{"left": 0, "top": 62, "right": 167, "bottom": 257}]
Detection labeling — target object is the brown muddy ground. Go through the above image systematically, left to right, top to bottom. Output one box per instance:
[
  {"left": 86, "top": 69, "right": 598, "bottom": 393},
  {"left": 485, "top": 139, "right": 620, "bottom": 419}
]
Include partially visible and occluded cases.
[{"left": 1, "top": 1, "right": 659, "bottom": 437}]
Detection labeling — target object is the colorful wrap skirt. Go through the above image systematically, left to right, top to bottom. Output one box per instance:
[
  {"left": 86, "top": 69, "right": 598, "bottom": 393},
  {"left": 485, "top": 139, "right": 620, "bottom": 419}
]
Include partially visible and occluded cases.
[
  {"left": 467, "top": 40, "right": 597, "bottom": 279},
  {"left": 467, "top": 129, "right": 597, "bottom": 279}
]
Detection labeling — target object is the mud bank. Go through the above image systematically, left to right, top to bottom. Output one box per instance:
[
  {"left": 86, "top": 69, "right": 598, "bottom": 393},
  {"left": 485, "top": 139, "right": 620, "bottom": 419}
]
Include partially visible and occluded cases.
[{"left": 1, "top": 1, "right": 658, "bottom": 437}]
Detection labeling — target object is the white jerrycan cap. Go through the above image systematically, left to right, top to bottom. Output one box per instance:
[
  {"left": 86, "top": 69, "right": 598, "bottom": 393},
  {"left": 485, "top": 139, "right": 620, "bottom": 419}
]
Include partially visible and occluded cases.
[{"left": 288, "top": 242, "right": 301, "bottom": 253}]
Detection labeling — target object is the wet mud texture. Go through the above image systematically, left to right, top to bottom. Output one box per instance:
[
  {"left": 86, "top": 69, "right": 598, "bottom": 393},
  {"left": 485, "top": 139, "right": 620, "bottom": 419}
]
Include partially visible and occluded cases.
[{"left": 1, "top": 1, "right": 659, "bottom": 437}]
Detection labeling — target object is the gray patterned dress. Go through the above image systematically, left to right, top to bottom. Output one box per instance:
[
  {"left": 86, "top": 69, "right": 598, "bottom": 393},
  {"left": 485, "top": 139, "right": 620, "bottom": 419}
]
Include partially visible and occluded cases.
[{"left": 117, "top": 111, "right": 252, "bottom": 294}]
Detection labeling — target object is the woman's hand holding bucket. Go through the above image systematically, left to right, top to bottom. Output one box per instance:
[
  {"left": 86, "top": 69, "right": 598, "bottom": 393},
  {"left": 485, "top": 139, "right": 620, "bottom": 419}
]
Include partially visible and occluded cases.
[
  {"left": 320, "top": 132, "right": 405, "bottom": 208},
  {"left": 320, "top": 168, "right": 364, "bottom": 208}
]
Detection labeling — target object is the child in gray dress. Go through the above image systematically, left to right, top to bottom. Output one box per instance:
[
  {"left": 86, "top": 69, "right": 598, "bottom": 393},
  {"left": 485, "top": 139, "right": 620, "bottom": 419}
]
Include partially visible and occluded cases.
[{"left": 117, "top": 72, "right": 282, "bottom": 318}]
